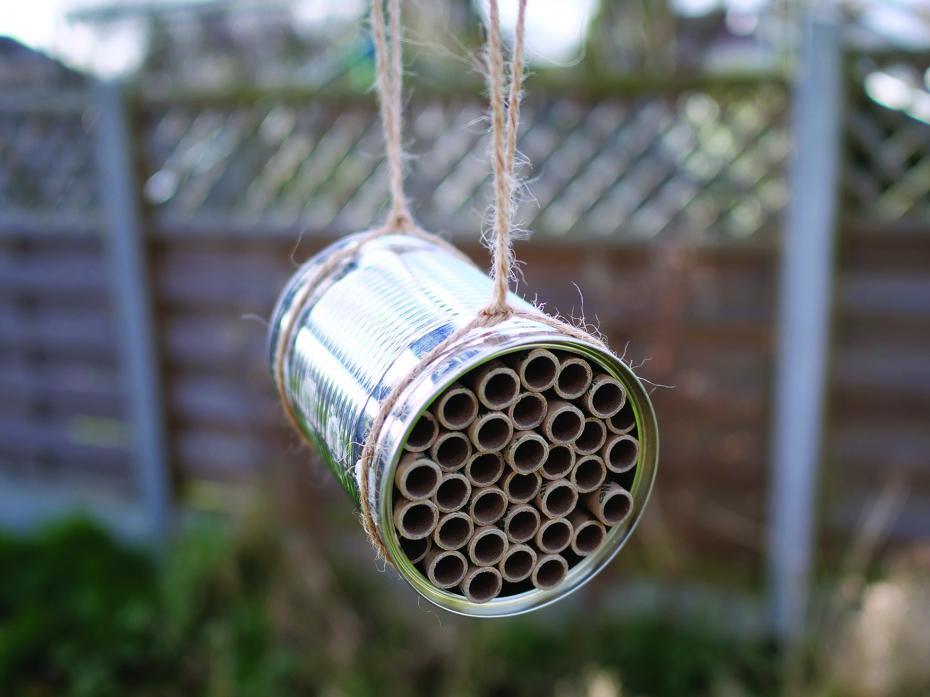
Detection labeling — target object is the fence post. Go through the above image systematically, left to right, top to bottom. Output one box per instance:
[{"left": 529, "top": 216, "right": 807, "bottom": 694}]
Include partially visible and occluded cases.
[
  {"left": 767, "top": 14, "right": 843, "bottom": 640},
  {"left": 95, "top": 80, "right": 173, "bottom": 541}
]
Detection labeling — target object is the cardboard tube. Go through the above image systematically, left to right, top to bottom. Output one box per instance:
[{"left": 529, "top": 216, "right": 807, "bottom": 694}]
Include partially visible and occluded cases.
[
  {"left": 515, "top": 347, "right": 559, "bottom": 392},
  {"left": 554, "top": 355, "right": 593, "bottom": 400},
  {"left": 468, "top": 359, "right": 520, "bottom": 410},
  {"left": 584, "top": 374, "right": 627, "bottom": 419},
  {"left": 433, "top": 385, "right": 479, "bottom": 430},
  {"left": 507, "top": 391, "right": 547, "bottom": 430},
  {"left": 542, "top": 400, "right": 585, "bottom": 443},
  {"left": 605, "top": 402, "right": 636, "bottom": 435},
  {"left": 405, "top": 411, "right": 438, "bottom": 452},
  {"left": 467, "top": 411, "right": 513, "bottom": 452},
  {"left": 574, "top": 417, "right": 607, "bottom": 455},
  {"left": 505, "top": 430, "right": 548, "bottom": 474},
  {"left": 430, "top": 431, "right": 472, "bottom": 472},
  {"left": 601, "top": 434, "right": 639, "bottom": 473},
  {"left": 541, "top": 443, "right": 575, "bottom": 481},
  {"left": 465, "top": 451, "right": 505, "bottom": 488},
  {"left": 394, "top": 454, "right": 442, "bottom": 500},
  {"left": 570, "top": 454, "right": 607, "bottom": 494},
  {"left": 502, "top": 470, "right": 542, "bottom": 504},
  {"left": 434, "top": 471, "right": 472, "bottom": 513},
  {"left": 535, "top": 478, "right": 579, "bottom": 518},
  {"left": 584, "top": 482, "right": 634, "bottom": 526},
  {"left": 469, "top": 486, "right": 508, "bottom": 526},
  {"left": 393, "top": 498, "right": 439, "bottom": 540},
  {"left": 502, "top": 504, "right": 541, "bottom": 543},
  {"left": 568, "top": 510, "right": 606, "bottom": 556},
  {"left": 433, "top": 511, "right": 474, "bottom": 550},
  {"left": 535, "top": 517, "right": 573, "bottom": 554},
  {"left": 467, "top": 525, "right": 509, "bottom": 566},
  {"left": 400, "top": 535, "right": 431, "bottom": 565},
  {"left": 497, "top": 543, "right": 537, "bottom": 583},
  {"left": 424, "top": 548, "right": 467, "bottom": 589},
  {"left": 531, "top": 554, "right": 568, "bottom": 590},
  {"left": 460, "top": 565, "right": 502, "bottom": 603}
]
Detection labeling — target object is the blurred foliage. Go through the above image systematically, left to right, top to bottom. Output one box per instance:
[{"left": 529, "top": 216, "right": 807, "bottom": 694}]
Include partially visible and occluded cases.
[
  {"left": 3, "top": 515, "right": 925, "bottom": 697},
  {"left": 0, "top": 516, "right": 780, "bottom": 697}
]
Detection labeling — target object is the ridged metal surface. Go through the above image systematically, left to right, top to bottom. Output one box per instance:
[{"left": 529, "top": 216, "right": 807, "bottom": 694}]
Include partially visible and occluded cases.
[{"left": 269, "top": 232, "right": 659, "bottom": 616}]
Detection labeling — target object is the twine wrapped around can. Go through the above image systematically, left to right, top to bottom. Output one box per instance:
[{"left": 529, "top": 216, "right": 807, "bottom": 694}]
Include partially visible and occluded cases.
[{"left": 268, "top": 0, "right": 658, "bottom": 617}]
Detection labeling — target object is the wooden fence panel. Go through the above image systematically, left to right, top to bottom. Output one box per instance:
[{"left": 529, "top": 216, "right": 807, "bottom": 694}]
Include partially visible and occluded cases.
[
  {"left": 0, "top": 75, "right": 791, "bottom": 585},
  {"left": 0, "top": 233, "right": 135, "bottom": 499}
]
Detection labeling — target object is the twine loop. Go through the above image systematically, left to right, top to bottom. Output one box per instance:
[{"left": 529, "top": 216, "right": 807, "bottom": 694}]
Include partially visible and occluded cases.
[{"left": 478, "top": 304, "right": 513, "bottom": 322}]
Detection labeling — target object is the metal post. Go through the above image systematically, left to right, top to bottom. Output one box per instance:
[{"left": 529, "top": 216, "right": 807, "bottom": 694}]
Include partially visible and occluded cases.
[
  {"left": 767, "top": 15, "right": 842, "bottom": 640},
  {"left": 95, "top": 80, "right": 173, "bottom": 540}
]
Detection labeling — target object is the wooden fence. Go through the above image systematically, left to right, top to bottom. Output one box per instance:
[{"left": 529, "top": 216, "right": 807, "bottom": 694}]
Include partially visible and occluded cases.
[{"left": 0, "top": 30, "right": 927, "bottom": 637}]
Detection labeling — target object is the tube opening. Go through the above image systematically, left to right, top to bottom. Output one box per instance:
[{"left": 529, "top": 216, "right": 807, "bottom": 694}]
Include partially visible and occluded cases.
[
  {"left": 521, "top": 350, "right": 558, "bottom": 391},
  {"left": 556, "top": 359, "right": 592, "bottom": 399},
  {"left": 481, "top": 369, "right": 520, "bottom": 409},
  {"left": 590, "top": 378, "right": 625, "bottom": 418},
  {"left": 438, "top": 389, "right": 479, "bottom": 430},
  {"left": 510, "top": 392, "right": 546, "bottom": 430},
  {"left": 607, "top": 404, "right": 636, "bottom": 435},
  {"left": 550, "top": 410, "right": 583, "bottom": 443},
  {"left": 406, "top": 412, "right": 438, "bottom": 452},
  {"left": 473, "top": 414, "right": 512, "bottom": 452},
  {"left": 575, "top": 419, "right": 607, "bottom": 455},
  {"left": 433, "top": 432, "right": 471, "bottom": 471},
  {"left": 604, "top": 435, "right": 639, "bottom": 473},
  {"left": 510, "top": 436, "right": 547, "bottom": 473},
  {"left": 542, "top": 444, "right": 575, "bottom": 480},
  {"left": 466, "top": 452, "right": 504, "bottom": 487},
  {"left": 572, "top": 456, "right": 606, "bottom": 494},
  {"left": 400, "top": 461, "right": 441, "bottom": 499},
  {"left": 505, "top": 472, "right": 541, "bottom": 503},
  {"left": 435, "top": 474, "right": 470, "bottom": 512},
  {"left": 541, "top": 482, "right": 578, "bottom": 517},
  {"left": 471, "top": 488, "right": 507, "bottom": 525},
  {"left": 602, "top": 490, "right": 633, "bottom": 525},
  {"left": 397, "top": 501, "right": 438, "bottom": 539},
  {"left": 505, "top": 506, "right": 540, "bottom": 542},
  {"left": 435, "top": 513, "right": 473, "bottom": 550},
  {"left": 538, "top": 519, "right": 572, "bottom": 553},
  {"left": 574, "top": 522, "right": 605, "bottom": 555},
  {"left": 470, "top": 529, "right": 507, "bottom": 566},
  {"left": 400, "top": 536, "right": 430, "bottom": 564},
  {"left": 501, "top": 546, "right": 535, "bottom": 582},
  {"left": 430, "top": 551, "right": 467, "bottom": 588},
  {"left": 533, "top": 556, "right": 567, "bottom": 589},
  {"left": 462, "top": 568, "right": 502, "bottom": 603}
]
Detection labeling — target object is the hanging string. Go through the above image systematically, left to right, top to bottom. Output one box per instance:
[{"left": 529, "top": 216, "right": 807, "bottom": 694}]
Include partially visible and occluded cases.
[
  {"left": 272, "top": 0, "right": 467, "bottom": 450},
  {"left": 275, "top": 0, "right": 611, "bottom": 562},
  {"left": 371, "top": 0, "right": 412, "bottom": 230},
  {"left": 484, "top": 0, "right": 526, "bottom": 316}
]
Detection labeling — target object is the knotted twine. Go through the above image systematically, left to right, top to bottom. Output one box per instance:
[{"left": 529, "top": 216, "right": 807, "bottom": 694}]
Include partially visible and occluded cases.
[{"left": 274, "top": 0, "right": 610, "bottom": 562}]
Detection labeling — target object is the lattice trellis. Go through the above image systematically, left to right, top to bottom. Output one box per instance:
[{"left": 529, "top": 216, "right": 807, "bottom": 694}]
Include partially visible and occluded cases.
[
  {"left": 844, "top": 53, "right": 930, "bottom": 222},
  {"left": 0, "top": 83, "right": 789, "bottom": 241},
  {"left": 140, "top": 83, "right": 789, "bottom": 240},
  {"left": 0, "top": 106, "right": 98, "bottom": 216}
]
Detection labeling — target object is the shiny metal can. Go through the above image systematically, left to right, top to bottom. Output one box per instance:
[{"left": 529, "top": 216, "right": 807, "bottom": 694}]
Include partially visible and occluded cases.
[{"left": 269, "top": 231, "right": 658, "bottom": 617}]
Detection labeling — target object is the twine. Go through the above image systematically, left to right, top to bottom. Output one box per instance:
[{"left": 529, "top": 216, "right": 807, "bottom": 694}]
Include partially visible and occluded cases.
[{"left": 274, "top": 0, "right": 609, "bottom": 563}]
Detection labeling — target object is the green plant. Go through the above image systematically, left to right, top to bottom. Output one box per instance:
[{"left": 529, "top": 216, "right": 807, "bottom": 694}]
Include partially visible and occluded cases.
[{"left": 0, "top": 515, "right": 783, "bottom": 697}]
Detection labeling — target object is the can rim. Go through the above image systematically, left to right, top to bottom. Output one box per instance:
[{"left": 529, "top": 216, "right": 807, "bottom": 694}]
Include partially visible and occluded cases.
[{"left": 374, "top": 326, "right": 659, "bottom": 618}]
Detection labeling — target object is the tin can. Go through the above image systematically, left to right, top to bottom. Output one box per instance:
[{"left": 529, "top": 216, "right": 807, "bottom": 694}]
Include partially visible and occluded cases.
[{"left": 269, "top": 232, "right": 658, "bottom": 617}]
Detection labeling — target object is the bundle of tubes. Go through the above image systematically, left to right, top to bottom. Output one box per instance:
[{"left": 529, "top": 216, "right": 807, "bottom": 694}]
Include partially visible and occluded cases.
[{"left": 392, "top": 348, "right": 639, "bottom": 603}]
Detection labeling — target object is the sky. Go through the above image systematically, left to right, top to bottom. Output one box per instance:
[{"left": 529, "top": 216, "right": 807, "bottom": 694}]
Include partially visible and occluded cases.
[{"left": 4, "top": 0, "right": 929, "bottom": 77}]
